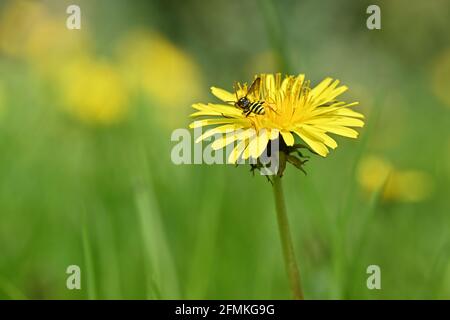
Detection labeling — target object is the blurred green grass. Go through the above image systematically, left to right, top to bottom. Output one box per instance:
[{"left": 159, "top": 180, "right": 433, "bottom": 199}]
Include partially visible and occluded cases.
[{"left": 0, "top": 0, "right": 449, "bottom": 299}]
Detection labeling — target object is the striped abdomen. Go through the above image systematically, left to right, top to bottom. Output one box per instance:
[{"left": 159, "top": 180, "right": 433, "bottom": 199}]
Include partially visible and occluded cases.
[{"left": 247, "top": 101, "right": 265, "bottom": 115}]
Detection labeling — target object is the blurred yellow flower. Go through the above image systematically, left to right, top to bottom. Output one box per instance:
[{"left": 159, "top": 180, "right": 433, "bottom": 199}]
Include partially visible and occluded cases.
[
  {"left": 0, "top": 0, "right": 90, "bottom": 75},
  {"left": 0, "top": 0, "right": 43, "bottom": 57},
  {"left": 25, "top": 18, "right": 90, "bottom": 75},
  {"left": 117, "top": 30, "right": 202, "bottom": 125},
  {"left": 431, "top": 47, "right": 450, "bottom": 108},
  {"left": 58, "top": 56, "right": 129, "bottom": 125},
  {"left": 190, "top": 73, "right": 364, "bottom": 163},
  {"left": 357, "top": 155, "right": 434, "bottom": 203},
  {"left": 357, "top": 155, "right": 393, "bottom": 191}
]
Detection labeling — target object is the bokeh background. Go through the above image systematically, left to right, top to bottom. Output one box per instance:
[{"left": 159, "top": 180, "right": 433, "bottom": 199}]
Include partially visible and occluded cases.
[{"left": 0, "top": 0, "right": 449, "bottom": 299}]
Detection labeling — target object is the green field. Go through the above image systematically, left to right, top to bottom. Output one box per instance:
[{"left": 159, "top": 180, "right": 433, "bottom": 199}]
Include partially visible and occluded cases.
[{"left": 0, "top": 0, "right": 449, "bottom": 299}]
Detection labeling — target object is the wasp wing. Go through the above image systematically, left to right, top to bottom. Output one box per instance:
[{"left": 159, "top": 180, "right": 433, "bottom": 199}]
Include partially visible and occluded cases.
[{"left": 246, "top": 77, "right": 261, "bottom": 98}]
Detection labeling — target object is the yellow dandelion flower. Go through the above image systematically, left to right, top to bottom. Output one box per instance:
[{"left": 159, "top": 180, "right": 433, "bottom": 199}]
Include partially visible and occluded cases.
[
  {"left": 0, "top": 0, "right": 89, "bottom": 66},
  {"left": 0, "top": 0, "right": 45, "bottom": 58},
  {"left": 23, "top": 17, "right": 90, "bottom": 76},
  {"left": 117, "top": 30, "right": 202, "bottom": 128},
  {"left": 117, "top": 30, "right": 202, "bottom": 106},
  {"left": 58, "top": 56, "right": 129, "bottom": 125},
  {"left": 190, "top": 73, "right": 364, "bottom": 165},
  {"left": 357, "top": 155, "right": 434, "bottom": 203},
  {"left": 357, "top": 155, "right": 393, "bottom": 192},
  {"left": 388, "top": 171, "right": 434, "bottom": 203}
]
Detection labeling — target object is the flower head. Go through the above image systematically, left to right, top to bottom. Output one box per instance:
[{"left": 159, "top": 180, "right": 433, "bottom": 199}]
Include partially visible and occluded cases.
[
  {"left": 0, "top": 0, "right": 90, "bottom": 70},
  {"left": 117, "top": 30, "right": 202, "bottom": 127},
  {"left": 58, "top": 56, "right": 129, "bottom": 125},
  {"left": 190, "top": 73, "right": 364, "bottom": 165},
  {"left": 357, "top": 155, "right": 434, "bottom": 203}
]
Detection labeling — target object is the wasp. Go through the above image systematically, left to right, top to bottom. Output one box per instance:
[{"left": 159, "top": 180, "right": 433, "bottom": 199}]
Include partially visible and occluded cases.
[
  {"left": 222, "top": 77, "right": 278, "bottom": 118},
  {"left": 233, "top": 77, "right": 266, "bottom": 116}
]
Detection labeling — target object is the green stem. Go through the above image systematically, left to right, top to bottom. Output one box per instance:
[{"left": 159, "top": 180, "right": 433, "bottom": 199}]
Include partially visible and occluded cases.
[{"left": 272, "top": 174, "right": 304, "bottom": 300}]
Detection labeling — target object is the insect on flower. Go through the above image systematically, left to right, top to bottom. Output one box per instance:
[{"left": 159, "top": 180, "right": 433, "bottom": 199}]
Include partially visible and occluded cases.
[
  {"left": 190, "top": 73, "right": 365, "bottom": 168},
  {"left": 230, "top": 77, "right": 277, "bottom": 117}
]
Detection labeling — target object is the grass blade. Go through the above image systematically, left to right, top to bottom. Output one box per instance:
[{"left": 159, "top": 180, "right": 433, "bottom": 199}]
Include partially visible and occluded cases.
[{"left": 81, "top": 211, "right": 97, "bottom": 300}]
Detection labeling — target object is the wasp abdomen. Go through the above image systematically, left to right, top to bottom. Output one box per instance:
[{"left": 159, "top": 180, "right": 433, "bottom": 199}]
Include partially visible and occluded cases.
[{"left": 247, "top": 101, "right": 265, "bottom": 115}]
